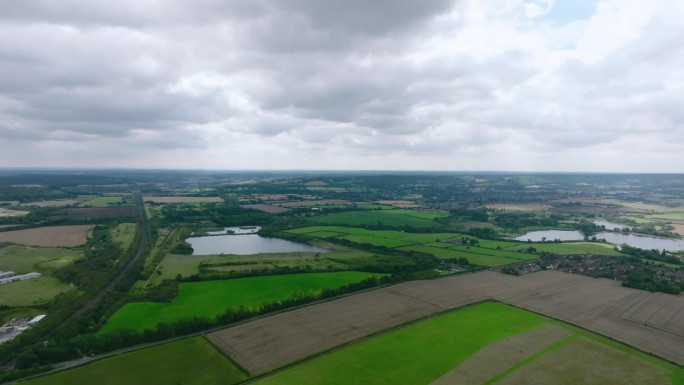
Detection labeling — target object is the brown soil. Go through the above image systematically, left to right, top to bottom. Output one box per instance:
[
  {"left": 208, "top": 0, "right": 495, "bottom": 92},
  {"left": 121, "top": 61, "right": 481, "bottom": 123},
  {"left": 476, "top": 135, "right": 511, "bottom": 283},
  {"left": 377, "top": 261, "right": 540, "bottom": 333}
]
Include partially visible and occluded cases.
[{"left": 0, "top": 225, "right": 95, "bottom": 247}]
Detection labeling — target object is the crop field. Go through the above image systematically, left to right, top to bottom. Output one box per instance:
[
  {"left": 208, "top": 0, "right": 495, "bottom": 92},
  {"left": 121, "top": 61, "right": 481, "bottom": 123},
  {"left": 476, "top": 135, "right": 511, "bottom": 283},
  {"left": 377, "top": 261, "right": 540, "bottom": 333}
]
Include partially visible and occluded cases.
[
  {"left": 79, "top": 195, "right": 123, "bottom": 207},
  {"left": 143, "top": 196, "right": 224, "bottom": 203},
  {"left": 22, "top": 199, "right": 78, "bottom": 207},
  {"left": 276, "top": 199, "right": 349, "bottom": 207},
  {"left": 488, "top": 203, "right": 551, "bottom": 211},
  {"left": 240, "top": 204, "right": 290, "bottom": 213},
  {"left": 0, "top": 207, "right": 29, "bottom": 217},
  {"left": 307, "top": 209, "right": 445, "bottom": 229},
  {"left": 110, "top": 223, "right": 137, "bottom": 249},
  {"left": 0, "top": 225, "right": 94, "bottom": 247},
  {"left": 505, "top": 241, "right": 623, "bottom": 256},
  {"left": 0, "top": 246, "right": 81, "bottom": 273},
  {"left": 209, "top": 270, "right": 684, "bottom": 373},
  {"left": 100, "top": 271, "right": 383, "bottom": 333},
  {"left": 253, "top": 303, "right": 678, "bottom": 385},
  {"left": 21, "top": 337, "right": 247, "bottom": 385}
]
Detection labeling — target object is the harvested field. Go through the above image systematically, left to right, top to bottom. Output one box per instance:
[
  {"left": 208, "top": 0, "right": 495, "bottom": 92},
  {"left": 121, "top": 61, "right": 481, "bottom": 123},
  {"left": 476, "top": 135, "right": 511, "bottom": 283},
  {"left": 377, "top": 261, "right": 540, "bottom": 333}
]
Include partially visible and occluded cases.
[
  {"left": 143, "top": 196, "right": 223, "bottom": 203},
  {"left": 23, "top": 199, "right": 78, "bottom": 207},
  {"left": 276, "top": 199, "right": 349, "bottom": 207},
  {"left": 375, "top": 200, "right": 422, "bottom": 208},
  {"left": 487, "top": 203, "right": 551, "bottom": 211},
  {"left": 240, "top": 204, "right": 289, "bottom": 214},
  {"left": 57, "top": 206, "right": 137, "bottom": 218},
  {"left": 0, "top": 207, "right": 29, "bottom": 217},
  {"left": 670, "top": 221, "right": 684, "bottom": 236},
  {"left": 0, "top": 225, "right": 95, "bottom": 247},
  {"left": 209, "top": 270, "right": 684, "bottom": 373},
  {"left": 208, "top": 287, "right": 444, "bottom": 374},
  {"left": 621, "top": 292, "right": 684, "bottom": 337},
  {"left": 429, "top": 325, "right": 571, "bottom": 385},
  {"left": 496, "top": 337, "right": 671, "bottom": 385}
]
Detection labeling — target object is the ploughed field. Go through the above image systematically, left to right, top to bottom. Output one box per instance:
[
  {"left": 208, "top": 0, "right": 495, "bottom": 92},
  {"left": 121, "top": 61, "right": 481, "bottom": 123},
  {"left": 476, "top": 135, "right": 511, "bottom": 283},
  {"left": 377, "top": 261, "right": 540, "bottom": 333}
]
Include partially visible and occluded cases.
[
  {"left": 0, "top": 225, "right": 95, "bottom": 247},
  {"left": 209, "top": 270, "right": 684, "bottom": 374},
  {"left": 99, "top": 271, "right": 384, "bottom": 333}
]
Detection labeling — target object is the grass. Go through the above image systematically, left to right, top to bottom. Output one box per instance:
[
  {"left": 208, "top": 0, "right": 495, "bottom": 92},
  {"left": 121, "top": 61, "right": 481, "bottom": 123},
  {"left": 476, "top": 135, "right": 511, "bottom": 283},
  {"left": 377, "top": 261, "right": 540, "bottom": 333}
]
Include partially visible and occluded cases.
[
  {"left": 79, "top": 196, "right": 124, "bottom": 207},
  {"left": 307, "top": 210, "right": 443, "bottom": 229},
  {"left": 110, "top": 223, "right": 137, "bottom": 250},
  {"left": 506, "top": 241, "right": 623, "bottom": 256},
  {"left": 0, "top": 246, "right": 81, "bottom": 274},
  {"left": 100, "top": 271, "right": 384, "bottom": 333},
  {"left": 0, "top": 276, "right": 74, "bottom": 306},
  {"left": 254, "top": 302, "right": 683, "bottom": 385},
  {"left": 21, "top": 337, "right": 247, "bottom": 385}
]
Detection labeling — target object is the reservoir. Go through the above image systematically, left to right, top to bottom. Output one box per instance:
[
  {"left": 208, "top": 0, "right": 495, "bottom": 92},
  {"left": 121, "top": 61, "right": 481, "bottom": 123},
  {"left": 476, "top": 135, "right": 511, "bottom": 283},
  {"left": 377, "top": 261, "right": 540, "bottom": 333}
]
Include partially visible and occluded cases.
[
  {"left": 515, "top": 229, "right": 684, "bottom": 251},
  {"left": 187, "top": 233, "right": 330, "bottom": 255}
]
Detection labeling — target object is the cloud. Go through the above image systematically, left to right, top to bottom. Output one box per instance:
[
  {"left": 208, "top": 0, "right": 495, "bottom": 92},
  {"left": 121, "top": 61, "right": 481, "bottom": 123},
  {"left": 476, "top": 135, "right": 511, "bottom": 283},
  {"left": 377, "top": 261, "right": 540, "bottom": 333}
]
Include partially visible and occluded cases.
[{"left": 0, "top": 0, "right": 681, "bottom": 171}]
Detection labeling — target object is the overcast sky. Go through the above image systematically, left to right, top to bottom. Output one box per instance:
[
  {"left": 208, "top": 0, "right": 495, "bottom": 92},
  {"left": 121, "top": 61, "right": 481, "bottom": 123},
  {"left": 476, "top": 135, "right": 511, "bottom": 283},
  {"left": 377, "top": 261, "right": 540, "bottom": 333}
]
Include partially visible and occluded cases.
[{"left": 0, "top": 0, "right": 682, "bottom": 172}]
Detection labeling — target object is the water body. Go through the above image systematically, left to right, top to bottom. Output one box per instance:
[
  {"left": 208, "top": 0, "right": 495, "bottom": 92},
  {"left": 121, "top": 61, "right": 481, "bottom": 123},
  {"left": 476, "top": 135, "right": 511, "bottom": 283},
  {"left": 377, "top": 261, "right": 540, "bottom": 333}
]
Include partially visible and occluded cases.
[
  {"left": 594, "top": 220, "right": 632, "bottom": 231},
  {"left": 206, "top": 226, "right": 261, "bottom": 235},
  {"left": 515, "top": 229, "right": 684, "bottom": 251},
  {"left": 514, "top": 230, "right": 584, "bottom": 242},
  {"left": 593, "top": 232, "right": 684, "bottom": 251},
  {"left": 187, "top": 234, "right": 330, "bottom": 255}
]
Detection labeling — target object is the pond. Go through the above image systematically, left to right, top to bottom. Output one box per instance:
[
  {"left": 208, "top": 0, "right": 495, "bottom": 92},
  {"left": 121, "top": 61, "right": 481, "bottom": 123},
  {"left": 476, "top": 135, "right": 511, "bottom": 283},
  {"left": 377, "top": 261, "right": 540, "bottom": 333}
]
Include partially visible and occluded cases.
[
  {"left": 594, "top": 220, "right": 632, "bottom": 231},
  {"left": 515, "top": 229, "right": 684, "bottom": 251},
  {"left": 514, "top": 230, "right": 584, "bottom": 242},
  {"left": 187, "top": 234, "right": 330, "bottom": 255}
]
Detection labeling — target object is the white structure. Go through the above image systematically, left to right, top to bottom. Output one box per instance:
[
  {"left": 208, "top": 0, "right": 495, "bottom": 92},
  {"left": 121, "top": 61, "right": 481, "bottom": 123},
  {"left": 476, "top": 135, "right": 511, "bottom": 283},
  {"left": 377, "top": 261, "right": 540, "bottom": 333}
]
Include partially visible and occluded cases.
[
  {"left": 0, "top": 271, "right": 15, "bottom": 279},
  {"left": 0, "top": 272, "right": 41, "bottom": 285},
  {"left": 28, "top": 315, "right": 46, "bottom": 325}
]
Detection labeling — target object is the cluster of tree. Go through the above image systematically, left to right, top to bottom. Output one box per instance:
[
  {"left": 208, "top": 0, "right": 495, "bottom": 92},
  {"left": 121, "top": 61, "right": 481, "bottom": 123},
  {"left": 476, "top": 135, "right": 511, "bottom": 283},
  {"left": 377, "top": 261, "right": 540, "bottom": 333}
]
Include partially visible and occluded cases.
[
  {"left": 160, "top": 201, "right": 274, "bottom": 227},
  {"left": 490, "top": 212, "right": 561, "bottom": 231},
  {"left": 619, "top": 244, "right": 681, "bottom": 265},
  {"left": 622, "top": 269, "right": 683, "bottom": 295},
  {"left": 13, "top": 276, "right": 392, "bottom": 369}
]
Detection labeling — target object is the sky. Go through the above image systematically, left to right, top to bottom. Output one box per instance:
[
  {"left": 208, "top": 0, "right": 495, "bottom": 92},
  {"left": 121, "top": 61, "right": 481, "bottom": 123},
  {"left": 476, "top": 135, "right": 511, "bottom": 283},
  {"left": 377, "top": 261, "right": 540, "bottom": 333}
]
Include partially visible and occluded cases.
[{"left": 0, "top": 0, "right": 682, "bottom": 172}]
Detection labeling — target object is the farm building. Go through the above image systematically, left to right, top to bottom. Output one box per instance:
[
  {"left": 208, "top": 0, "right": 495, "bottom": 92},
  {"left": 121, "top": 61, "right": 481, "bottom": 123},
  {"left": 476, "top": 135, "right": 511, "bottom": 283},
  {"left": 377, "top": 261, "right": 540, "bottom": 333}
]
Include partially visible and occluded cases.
[
  {"left": 0, "top": 271, "right": 15, "bottom": 279},
  {"left": 0, "top": 272, "right": 41, "bottom": 285}
]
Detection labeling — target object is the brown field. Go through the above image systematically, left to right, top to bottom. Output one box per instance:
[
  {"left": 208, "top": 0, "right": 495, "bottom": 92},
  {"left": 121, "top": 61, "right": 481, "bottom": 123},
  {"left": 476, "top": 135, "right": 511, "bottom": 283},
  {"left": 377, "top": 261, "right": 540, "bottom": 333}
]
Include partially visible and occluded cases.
[
  {"left": 143, "top": 196, "right": 224, "bottom": 203},
  {"left": 22, "top": 199, "right": 78, "bottom": 207},
  {"left": 275, "top": 200, "right": 349, "bottom": 208},
  {"left": 487, "top": 203, "right": 550, "bottom": 211},
  {"left": 240, "top": 204, "right": 289, "bottom": 214},
  {"left": 0, "top": 207, "right": 29, "bottom": 217},
  {"left": 57, "top": 207, "right": 137, "bottom": 218},
  {"left": 670, "top": 221, "right": 684, "bottom": 236},
  {"left": 0, "top": 225, "right": 95, "bottom": 247},
  {"left": 208, "top": 270, "right": 684, "bottom": 375},
  {"left": 430, "top": 325, "right": 571, "bottom": 385},
  {"left": 496, "top": 337, "right": 670, "bottom": 385}
]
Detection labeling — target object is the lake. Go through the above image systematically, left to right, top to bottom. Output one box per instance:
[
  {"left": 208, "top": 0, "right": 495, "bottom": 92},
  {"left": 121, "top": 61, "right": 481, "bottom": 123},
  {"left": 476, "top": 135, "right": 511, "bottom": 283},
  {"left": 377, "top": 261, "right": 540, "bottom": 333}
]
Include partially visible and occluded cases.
[
  {"left": 515, "top": 229, "right": 684, "bottom": 251},
  {"left": 514, "top": 230, "right": 584, "bottom": 242},
  {"left": 187, "top": 234, "right": 330, "bottom": 255}
]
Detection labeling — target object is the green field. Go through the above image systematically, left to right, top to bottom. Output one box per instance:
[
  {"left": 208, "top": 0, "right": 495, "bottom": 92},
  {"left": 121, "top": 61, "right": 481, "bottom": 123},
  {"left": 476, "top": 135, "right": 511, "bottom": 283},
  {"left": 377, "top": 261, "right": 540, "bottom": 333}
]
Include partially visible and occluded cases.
[
  {"left": 79, "top": 196, "right": 124, "bottom": 207},
  {"left": 307, "top": 209, "right": 445, "bottom": 229},
  {"left": 111, "top": 223, "right": 137, "bottom": 249},
  {"left": 286, "top": 226, "right": 538, "bottom": 267},
  {"left": 505, "top": 241, "right": 624, "bottom": 256},
  {"left": 101, "top": 271, "right": 383, "bottom": 333},
  {"left": 0, "top": 276, "right": 74, "bottom": 306},
  {"left": 255, "top": 302, "right": 682, "bottom": 385},
  {"left": 21, "top": 337, "right": 247, "bottom": 385}
]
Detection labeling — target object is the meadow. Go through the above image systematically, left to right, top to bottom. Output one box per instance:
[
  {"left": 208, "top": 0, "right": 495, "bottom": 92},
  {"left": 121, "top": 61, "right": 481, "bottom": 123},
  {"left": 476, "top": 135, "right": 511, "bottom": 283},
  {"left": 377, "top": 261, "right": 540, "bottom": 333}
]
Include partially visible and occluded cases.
[
  {"left": 78, "top": 196, "right": 124, "bottom": 207},
  {"left": 110, "top": 223, "right": 137, "bottom": 250},
  {"left": 100, "top": 271, "right": 383, "bottom": 333},
  {"left": 254, "top": 302, "right": 681, "bottom": 385},
  {"left": 20, "top": 337, "right": 247, "bottom": 385}
]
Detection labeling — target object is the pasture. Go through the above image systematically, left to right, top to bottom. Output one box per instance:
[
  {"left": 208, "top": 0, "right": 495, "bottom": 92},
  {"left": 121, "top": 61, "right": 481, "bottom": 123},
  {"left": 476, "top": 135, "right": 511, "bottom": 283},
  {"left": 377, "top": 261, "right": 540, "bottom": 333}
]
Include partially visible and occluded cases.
[
  {"left": 79, "top": 196, "right": 123, "bottom": 207},
  {"left": 0, "top": 207, "right": 29, "bottom": 217},
  {"left": 307, "top": 209, "right": 446, "bottom": 229},
  {"left": 0, "top": 225, "right": 94, "bottom": 247},
  {"left": 0, "top": 246, "right": 81, "bottom": 274},
  {"left": 100, "top": 271, "right": 383, "bottom": 333},
  {"left": 0, "top": 276, "right": 74, "bottom": 306},
  {"left": 253, "top": 302, "right": 679, "bottom": 385},
  {"left": 21, "top": 337, "right": 247, "bottom": 385}
]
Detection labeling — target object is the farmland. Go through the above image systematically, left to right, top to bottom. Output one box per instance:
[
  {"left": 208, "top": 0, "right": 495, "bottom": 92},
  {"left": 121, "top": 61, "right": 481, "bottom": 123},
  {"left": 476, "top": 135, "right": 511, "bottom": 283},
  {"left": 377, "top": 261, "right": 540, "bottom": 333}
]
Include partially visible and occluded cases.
[
  {"left": 78, "top": 196, "right": 123, "bottom": 207},
  {"left": 143, "top": 196, "right": 224, "bottom": 203},
  {"left": 0, "top": 207, "right": 29, "bottom": 217},
  {"left": 306, "top": 209, "right": 447, "bottom": 229},
  {"left": 110, "top": 223, "right": 137, "bottom": 249},
  {"left": 0, "top": 225, "right": 94, "bottom": 247},
  {"left": 208, "top": 270, "right": 684, "bottom": 373},
  {"left": 100, "top": 271, "right": 383, "bottom": 333},
  {"left": 0, "top": 276, "right": 73, "bottom": 306},
  {"left": 253, "top": 302, "right": 678, "bottom": 385},
  {"left": 20, "top": 337, "right": 247, "bottom": 385}
]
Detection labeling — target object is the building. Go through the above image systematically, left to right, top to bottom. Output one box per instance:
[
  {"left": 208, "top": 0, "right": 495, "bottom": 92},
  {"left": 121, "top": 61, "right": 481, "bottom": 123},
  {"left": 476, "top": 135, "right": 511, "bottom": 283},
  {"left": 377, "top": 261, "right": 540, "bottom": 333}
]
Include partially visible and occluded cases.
[{"left": 0, "top": 272, "right": 41, "bottom": 285}]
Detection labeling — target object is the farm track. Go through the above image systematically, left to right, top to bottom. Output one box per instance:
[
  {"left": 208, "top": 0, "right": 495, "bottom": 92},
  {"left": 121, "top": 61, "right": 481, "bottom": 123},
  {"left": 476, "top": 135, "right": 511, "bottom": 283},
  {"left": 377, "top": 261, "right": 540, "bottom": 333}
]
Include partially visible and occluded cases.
[
  {"left": 69, "top": 193, "right": 148, "bottom": 319},
  {"left": 209, "top": 270, "right": 684, "bottom": 374}
]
